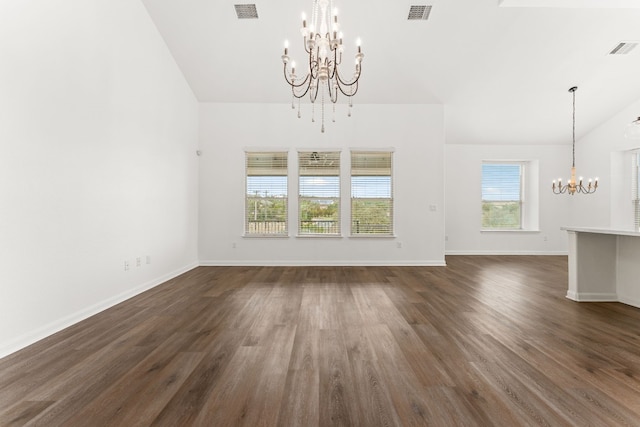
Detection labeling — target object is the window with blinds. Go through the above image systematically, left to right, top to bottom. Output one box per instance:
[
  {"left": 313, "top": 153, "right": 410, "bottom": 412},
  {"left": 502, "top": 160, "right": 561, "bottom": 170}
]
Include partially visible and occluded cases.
[
  {"left": 298, "top": 151, "right": 341, "bottom": 235},
  {"left": 351, "top": 151, "right": 393, "bottom": 235},
  {"left": 245, "top": 152, "right": 288, "bottom": 236},
  {"left": 633, "top": 152, "right": 640, "bottom": 231},
  {"left": 481, "top": 162, "right": 523, "bottom": 230}
]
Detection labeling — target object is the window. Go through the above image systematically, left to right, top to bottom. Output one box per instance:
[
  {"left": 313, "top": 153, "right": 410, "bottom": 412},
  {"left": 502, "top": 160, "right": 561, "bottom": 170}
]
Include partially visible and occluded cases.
[
  {"left": 298, "top": 151, "right": 341, "bottom": 235},
  {"left": 351, "top": 151, "right": 393, "bottom": 235},
  {"left": 245, "top": 152, "right": 288, "bottom": 236},
  {"left": 633, "top": 152, "right": 640, "bottom": 231},
  {"left": 482, "top": 163, "right": 523, "bottom": 230}
]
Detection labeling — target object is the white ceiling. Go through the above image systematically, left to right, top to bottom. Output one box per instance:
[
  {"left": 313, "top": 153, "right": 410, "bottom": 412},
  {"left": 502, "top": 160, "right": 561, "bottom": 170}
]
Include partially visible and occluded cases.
[{"left": 140, "top": 0, "right": 640, "bottom": 144}]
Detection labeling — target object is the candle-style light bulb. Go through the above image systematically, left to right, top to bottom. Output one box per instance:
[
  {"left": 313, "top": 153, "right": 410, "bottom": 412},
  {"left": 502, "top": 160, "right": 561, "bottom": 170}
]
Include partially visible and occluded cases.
[
  {"left": 302, "top": 12, "right": 307, "bottom": 27},
  {"left": 284, "top": 40, "right": 289, "bottom": 55}
]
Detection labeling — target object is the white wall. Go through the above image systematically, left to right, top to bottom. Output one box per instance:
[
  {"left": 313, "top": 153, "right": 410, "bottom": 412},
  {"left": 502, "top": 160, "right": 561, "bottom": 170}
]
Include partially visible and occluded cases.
[
  {"left": 0, "top": 0, "right": 199, "bottom": 357},
  {"left": 568, "top": 98, "right": 640, "bottom": 229},
  {"left": 199, "top": 103, "right": 445, "bottom": 265},
  {"left": 445, "top": 144, "right": 570, "bottom": 254},
  {"left": 617, "top": 235, "right": 640, "bottom": 307}
]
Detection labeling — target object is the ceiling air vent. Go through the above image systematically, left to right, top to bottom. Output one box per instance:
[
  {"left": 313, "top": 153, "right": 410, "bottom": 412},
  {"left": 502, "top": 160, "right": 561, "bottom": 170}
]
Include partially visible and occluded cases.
[
  {"left": 234, "top": 4, "right": 258, "bottom": 19},
  {"left": 408, "top": 5, "right": 432, "bottom": 20},
  {"left": 609, "top": 42, "right": 638, "bottom": 55}
]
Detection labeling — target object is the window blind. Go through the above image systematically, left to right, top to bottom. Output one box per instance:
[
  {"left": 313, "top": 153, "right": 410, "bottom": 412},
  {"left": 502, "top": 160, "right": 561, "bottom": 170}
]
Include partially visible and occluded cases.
[
  {"left": 298, "top": 151, "right": 340, "bottom": 235},
  {"left": 351, "top": 151, "right": 393, "bottom": 235},
  {"left": 245, "top": 152, "right": 288, "bottom": 236},
  {"left": 481, "top": 163, "right": 522, "bottom": 229}
]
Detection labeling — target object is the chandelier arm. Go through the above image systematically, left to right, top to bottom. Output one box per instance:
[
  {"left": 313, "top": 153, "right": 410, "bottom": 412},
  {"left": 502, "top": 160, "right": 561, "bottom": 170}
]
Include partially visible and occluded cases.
[
  {"left": 302, "top": 37, "right": 311, "bottom": 55},
  {"left": 326, "top": 47, "right": 340, "bottom": 80},
  {"left": 309, "top": 56, "right": 320, "bottom": 80},
  {"left": 327, "top": 60, "right": 337, "bottom": 80},
  {"left": 335, "top": 64, "right": 362, "bottom": 88},
  {"left": 283, "top": 65, "right": 313, "bottom": 90},
  {"left": 286, "top": 70, "right": 314, "bottom": 99},
  {"left": 294, "top": 74, "right": 312, "bottom": 89},
  {"left": 290, "top": 78, "right": 313, "bottom": 99},
  {"left": 335, "top": 78, "right": 359, "bottom": 97},
  {"left": 327, "top": 79, "right": 339, "bottom": 103},
  {"left": 576, "top": 182, "right": 597, "bottom": 194},
  {"left": 552, "top": 185, "right": 565, "bottom": 194}
]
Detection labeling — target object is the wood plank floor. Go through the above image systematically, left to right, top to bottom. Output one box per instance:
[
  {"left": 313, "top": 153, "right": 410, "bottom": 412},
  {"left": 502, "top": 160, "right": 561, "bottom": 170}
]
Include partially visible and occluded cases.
[{"left": 2, "top": 256, "right": 640, "bottom": 426}]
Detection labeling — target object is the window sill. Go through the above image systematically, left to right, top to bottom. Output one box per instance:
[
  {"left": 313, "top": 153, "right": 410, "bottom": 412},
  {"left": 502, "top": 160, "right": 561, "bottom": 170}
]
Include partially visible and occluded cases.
[
  {"left": 480, "top": 229, "right": 540, "bottom": 233},
  {"left": 242, "top": 234, "right": 290, "bottom": 238},
  {"left": 295, "top": 234, "right": 343, "bottom": 239},
  {"left": 349, "top": 234, "right": 397, "bottom": 238}
]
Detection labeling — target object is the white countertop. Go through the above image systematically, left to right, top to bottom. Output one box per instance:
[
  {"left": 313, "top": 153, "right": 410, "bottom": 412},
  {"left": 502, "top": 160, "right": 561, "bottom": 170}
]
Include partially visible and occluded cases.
[{"left": 561, "top": 226, "right": 640, "bottom": 237}]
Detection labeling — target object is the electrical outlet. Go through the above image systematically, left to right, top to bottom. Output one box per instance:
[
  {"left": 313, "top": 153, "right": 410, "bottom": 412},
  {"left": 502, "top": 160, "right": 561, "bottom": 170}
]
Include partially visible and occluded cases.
[
  {"left": 396, "top": 242, "right": 402, "bottom": 249},
  {"left": 146, "top": 255, "right": 151, "bottom": 264},
  {"left": 136, "top": 257, "right": 141, "bottom": 267},
  {"left": 124, "top": 260, "right": 130, "bottom": 271}
]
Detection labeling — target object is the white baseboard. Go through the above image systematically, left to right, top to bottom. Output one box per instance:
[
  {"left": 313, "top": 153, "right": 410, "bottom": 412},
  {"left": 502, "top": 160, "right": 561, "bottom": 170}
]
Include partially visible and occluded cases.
[
  {"left": 445, "top": 250, "right": 568, "bottom": 256},
  {"left": 199, "top": 259, "right": 447, "bottom": 267},
  {"left": 0, "top": 261, "right": 199, "bottom": 359},
  {"left": 568, "top": 291, "right": 640, "bottom": 309},
  {"left": 566, "top": 292, "right": 618, "bottom": 302},
  {"left": 618, "top": 295, "right": 640, "bottom": 309}
]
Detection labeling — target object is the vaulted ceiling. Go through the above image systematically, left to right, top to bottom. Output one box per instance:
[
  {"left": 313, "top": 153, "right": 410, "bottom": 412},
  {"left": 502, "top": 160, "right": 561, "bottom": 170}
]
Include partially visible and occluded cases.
[{"left": 141, "top": 0, "right": 640, "bottom": 144}]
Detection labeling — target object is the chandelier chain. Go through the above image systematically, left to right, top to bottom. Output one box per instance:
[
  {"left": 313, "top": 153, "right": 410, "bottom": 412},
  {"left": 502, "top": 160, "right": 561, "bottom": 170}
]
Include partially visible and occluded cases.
[
  {"left": 321, "top": 86, "right": 325, "bottom": 133},
  {"left": 572, "top": 86, "right": 576, "bottom": 168}
]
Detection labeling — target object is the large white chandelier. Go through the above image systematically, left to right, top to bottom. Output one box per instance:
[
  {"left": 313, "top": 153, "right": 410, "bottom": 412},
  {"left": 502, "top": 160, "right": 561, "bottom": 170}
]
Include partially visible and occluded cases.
[{"left": 281, "top": 0, "right": 364, "bottom": 133}]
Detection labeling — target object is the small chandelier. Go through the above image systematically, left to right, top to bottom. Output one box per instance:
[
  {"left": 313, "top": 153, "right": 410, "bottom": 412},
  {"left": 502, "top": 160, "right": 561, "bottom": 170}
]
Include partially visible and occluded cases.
[
  {"left": 281, "top": 0, "right": 364, "bottom": 133},
  {"left": 552, "top": 86, "right": 598, "bottom": 195},
  {"left": 625, "top": 116, "right": 640, "bottom": 139}
]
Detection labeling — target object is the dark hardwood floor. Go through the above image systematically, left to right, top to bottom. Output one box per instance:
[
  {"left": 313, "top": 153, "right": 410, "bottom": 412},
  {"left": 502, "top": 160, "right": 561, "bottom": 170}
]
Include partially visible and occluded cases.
[{"left": 2, "top": 256, "right": 640, "bottom": 426}]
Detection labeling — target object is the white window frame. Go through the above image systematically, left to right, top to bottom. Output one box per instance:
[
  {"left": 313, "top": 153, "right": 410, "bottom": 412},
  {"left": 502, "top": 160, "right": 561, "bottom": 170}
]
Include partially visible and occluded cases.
[
  {"left": 350, "top": 150, "right": 394, "bottom": 236},
  {"left": 244, "top": 151, "right": 289, "bottom": 237},
  {"left": 298, "top": 151, "right": 341, "bottom": 237},
  {"left": 480, "top": 160, "right": 539, "bottom": 232},
  {"left": 481, "top": 161, "right": 525, "bottom": 231}
]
